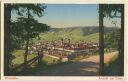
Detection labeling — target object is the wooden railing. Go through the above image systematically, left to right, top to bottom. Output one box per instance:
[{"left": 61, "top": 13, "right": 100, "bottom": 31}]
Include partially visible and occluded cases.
[
  {"left": 11, "top": 46, "right": 98, "bottom": 74},
  {"left": 12, "top": 54, "right": 43, "bottom": 72}
]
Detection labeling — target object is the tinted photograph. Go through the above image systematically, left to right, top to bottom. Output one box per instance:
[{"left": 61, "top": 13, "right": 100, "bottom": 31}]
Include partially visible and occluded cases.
[{"left": 4, "top": 4, "right": 124, "bottom": 76}]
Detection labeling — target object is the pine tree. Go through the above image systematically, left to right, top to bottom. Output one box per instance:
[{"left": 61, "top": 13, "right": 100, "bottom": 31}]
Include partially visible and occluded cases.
[{"left": 4, "top": 4, "right": 48, "bottom": 75}]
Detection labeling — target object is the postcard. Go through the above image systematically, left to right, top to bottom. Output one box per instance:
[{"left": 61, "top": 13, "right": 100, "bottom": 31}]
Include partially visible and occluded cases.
[{"left": 0, "top": 0, "right": 127, "bottom": 81}]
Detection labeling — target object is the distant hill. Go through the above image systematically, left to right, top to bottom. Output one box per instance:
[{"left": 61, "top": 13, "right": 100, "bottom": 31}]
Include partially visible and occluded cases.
[
  {"left": 34, "top": 26, "right": 119, "bottom": 43},
  {"left": 50, "top": 26, "right": 118, "bottom": 35}
]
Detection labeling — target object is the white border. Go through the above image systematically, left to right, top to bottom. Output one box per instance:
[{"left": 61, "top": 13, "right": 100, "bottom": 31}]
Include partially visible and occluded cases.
[
  {"left": 1, "top": 0, "right": 128, "bottom": 81},
  {"left": 1, "top": 0, "right": 4, "bottom": 79}
]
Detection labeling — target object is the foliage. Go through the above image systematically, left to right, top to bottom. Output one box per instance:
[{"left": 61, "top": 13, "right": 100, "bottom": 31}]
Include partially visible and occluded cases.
[
  {"left": 4, "top": 4, "right": 48, "bottom": 53},
  {"left": 5, "top": 4, "right": 50, "bottom": 75},
  {"left": 10, "top": 4, "right": 49, "bottom": 45},
  {"left": 11, "top": 4, "right": 46, "bottom": 17},
  {"left": 102, "top": 4, "right": 121, "bottom": 18},
  {"left": 102, "top": 4, "right": 124, "bottom": 76},
  {"left": 11, "top": 17, "right": 50, "bottom": 43},
  {"left": 104, "top": 29, "right": 120, "bottom": 50},
  {"left": 104, "top": 54, "right": 121, "bottom": 76}
]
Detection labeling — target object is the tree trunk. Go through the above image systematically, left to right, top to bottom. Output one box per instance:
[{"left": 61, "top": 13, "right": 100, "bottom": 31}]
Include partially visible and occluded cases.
[
  {"left": 4, "top": 4, "right": 11, "bottom": 75},
  {"left": 99, "top": 4, "right": 104, "bottom": 76},
  {"left": 119, "top": 4, "right": 124, "bottom": 76},
  {"left": 24, "top": 7, "right": 31, "bottom": 69},
  {"left": 24, "top": 38, "right": 29, "bottom": 69},
  {"left": 37, "top": 51, "right": 42, "bottom": 64},
  {"left": 37, "top": 52, "right": 40, "bottom": 64}
]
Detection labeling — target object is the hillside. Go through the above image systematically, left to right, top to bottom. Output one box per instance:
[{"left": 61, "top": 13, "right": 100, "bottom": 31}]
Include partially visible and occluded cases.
[
  {"left": 33, "top": 26, "right": 119, "bottom": 43},
  {"left": 50, "top": 26, "right": 118, "bottom": 34}
]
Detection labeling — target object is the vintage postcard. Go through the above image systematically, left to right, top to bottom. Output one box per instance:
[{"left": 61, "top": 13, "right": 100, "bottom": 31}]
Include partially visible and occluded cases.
[
  {"left": 0, "top": 0, "right": 128, "bottom": 81},
  {"left": 0, "top": 1, "right": 1, "bottom": 79}
]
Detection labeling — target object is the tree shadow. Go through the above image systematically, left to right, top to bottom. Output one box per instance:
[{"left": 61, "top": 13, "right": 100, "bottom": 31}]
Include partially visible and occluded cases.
[
  {"left": 9, "top": 59, "right": 99, "bottom": 76},
  {"left": 35, "top": 61, "right": 99, "bottom": 76}
]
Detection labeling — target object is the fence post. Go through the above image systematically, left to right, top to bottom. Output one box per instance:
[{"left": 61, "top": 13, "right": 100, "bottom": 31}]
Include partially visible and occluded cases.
[{"left": 37, "top": 52, "right": 40, "bottom": 64}]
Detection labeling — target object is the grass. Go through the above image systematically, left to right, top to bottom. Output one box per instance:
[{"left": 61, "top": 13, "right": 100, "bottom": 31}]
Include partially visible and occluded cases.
[
  {"left": 8, "top": 27, "right": 120, "bottom": 75},
  {"left": 33, "top": 28, "right": 99, "bottom": 43},
  {"left": 11, "top": 49, "right": 62, "bottom": 75},
  {"left": 11, "top": 49, "right": 98, "bottom": 75},
  {"left": 11, "top": 49, "right": 120, "bottom": 76},
  {"left": 11, "top": 49, "right": 99, "bottom": 67},
  {"left": 12, "top": 50, "right": 37, "bottom": 66},
  {"left": 12, "top": 50, "right": 59, "bottom": 66},
  {"left": 70, "top": 51, "right": 99, "bottom": 62},
  {"left": 104, "top": 54, "right": 121, "bottom": 76},
  {"left": 70, "top": 55, "right": 89, "bottom": 62},
  {"left": 42, "top": 56, "right": 59, "bottom": 65}
]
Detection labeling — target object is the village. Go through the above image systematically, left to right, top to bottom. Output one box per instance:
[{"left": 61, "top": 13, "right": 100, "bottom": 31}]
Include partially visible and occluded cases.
[
  {"left": 4, "top": 4, "right": 124, "bottom": 76},
  {"left": 27, "top": 38, "right": 99, "bottom": 62}
]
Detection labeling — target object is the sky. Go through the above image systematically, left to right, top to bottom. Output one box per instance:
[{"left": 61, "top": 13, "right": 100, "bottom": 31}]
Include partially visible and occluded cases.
[
  {"left": 12, "top": 4, "right": 121, "bottom": 28},
  {"left": 37, "top": 4, "right": 98, "bottom": 28}
]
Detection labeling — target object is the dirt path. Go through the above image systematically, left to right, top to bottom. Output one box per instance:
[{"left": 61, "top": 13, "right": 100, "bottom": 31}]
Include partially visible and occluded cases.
[{"left": 35, "top": 52, "right": 117, "bottom": 76}]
